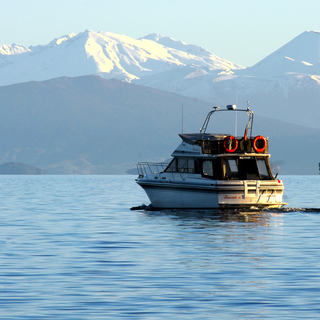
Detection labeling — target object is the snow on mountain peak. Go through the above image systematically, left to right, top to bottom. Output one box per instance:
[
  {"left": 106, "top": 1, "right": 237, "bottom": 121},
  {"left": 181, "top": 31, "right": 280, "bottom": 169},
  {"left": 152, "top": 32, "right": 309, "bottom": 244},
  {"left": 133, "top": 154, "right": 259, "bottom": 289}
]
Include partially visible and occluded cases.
[
  {"left": 0, "top": 29, "right": 243, "bottom": 86},
  {"left": 244, "top": 30, "right": 320, "bottom": 77},
  {"left": 273, "top": 30, "right": 320, "bottom": 64},
  {"left": 30, "top": 32, "right": 78, "bottom": 50},
  {"left": 55, "top": 33, "right": 77, "bottom": 45},
  {"left": 140, "top": 33, "right": 243, "bottom": 71},
  {"left": 140, "top": 33, "right": 165, "bottom": 42},
  {"left": 141, "top": 33, "right": 188, "bottom": 49},
  {"left": 0, "top": 43, "right": 30, "bottom": 55}
]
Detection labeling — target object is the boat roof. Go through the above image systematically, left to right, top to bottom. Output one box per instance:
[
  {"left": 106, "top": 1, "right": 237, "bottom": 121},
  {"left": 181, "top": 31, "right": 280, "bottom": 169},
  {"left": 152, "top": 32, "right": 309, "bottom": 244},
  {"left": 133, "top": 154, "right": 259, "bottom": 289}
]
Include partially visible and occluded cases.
[{"left": 179, "top": 133, "right": 230, "bottom": 145}]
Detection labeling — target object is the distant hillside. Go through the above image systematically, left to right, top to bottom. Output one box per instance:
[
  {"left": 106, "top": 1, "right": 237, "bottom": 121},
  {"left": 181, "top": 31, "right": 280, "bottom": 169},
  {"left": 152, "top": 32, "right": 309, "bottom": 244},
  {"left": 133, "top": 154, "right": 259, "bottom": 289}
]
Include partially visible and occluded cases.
[
  {"left": 0, "top": 75, "right": 319, "bottom": 174},
  {"left": 0, "top": 76, "right": 216, "bottom": 174},
  {"left": 0, "top": 162, "right": 42, "bottom": 174}
]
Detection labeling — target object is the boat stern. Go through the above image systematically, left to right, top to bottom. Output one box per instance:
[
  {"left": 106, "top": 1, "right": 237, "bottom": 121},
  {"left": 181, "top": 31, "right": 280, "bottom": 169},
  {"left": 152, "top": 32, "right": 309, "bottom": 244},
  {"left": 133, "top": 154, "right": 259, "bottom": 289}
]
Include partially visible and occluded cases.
[{"left": 217, "top": 179, "right": 286, "bottom": 209}]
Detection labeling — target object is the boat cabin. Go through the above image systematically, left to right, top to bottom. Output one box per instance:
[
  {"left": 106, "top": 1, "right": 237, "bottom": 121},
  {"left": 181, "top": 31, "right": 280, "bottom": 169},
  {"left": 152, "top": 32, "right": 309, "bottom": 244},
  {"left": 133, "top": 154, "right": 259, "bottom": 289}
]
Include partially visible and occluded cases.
[
  {"left": 163, "top": 105, "right": 275, "bottom": 181},
  {"left": 164, "top": 154, "right": 274, "bottom": 181}
]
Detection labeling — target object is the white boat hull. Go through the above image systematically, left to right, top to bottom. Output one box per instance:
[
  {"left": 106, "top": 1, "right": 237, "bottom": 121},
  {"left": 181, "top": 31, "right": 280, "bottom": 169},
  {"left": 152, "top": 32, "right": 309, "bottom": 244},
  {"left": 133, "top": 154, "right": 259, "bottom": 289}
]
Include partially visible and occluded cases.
[
  {"left": 138, "top": 180, "right": 285, "bottom": 209},
  {"left": 140, "top": 184, "right": 219, "bottom": 209}
]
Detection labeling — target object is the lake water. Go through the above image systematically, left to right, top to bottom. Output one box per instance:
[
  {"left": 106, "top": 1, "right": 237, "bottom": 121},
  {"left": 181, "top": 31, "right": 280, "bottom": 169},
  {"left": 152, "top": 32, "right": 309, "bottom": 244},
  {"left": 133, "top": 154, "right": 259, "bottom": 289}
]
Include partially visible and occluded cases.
[{"left": 0, "top": 175, "right": 320, "bottom": 319}]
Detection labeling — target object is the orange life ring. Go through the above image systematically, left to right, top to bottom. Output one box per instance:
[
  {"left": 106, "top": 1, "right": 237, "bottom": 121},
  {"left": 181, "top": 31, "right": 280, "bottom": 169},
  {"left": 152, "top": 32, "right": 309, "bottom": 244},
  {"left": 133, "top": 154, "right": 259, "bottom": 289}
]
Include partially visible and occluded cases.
[
  {"left": 253, "top": 135, "right": 266, "bottom": 153},
  {"left": 223, "top": 136, "right": 238, "bottom": 153}
]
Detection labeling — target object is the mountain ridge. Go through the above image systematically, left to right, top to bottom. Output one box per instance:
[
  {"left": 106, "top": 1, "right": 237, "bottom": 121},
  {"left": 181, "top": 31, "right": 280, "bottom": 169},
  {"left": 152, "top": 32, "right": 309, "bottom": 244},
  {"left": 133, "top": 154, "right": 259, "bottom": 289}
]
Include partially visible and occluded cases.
[
  {"left": 0, "top": 29, "right": 241, "bottom": 86},
  {"left": 0, "top": 30, "right": 320, "bottom": 173},
  {"left": 2, "top": 30, "right": 320, "bottom": 129},
  {"left": 240, "top": 30, "right": 320, "bottom": 77},
  {"left": 0, "top": 75, "right": 319, "bottom": 174}
]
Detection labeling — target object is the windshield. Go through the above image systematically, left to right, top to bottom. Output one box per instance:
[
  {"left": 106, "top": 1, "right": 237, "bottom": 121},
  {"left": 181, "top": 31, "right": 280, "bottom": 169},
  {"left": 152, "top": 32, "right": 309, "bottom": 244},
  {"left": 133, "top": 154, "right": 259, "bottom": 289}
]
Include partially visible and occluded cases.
[
  {"left": 222, "top": 157, "right": 272, "bottom": 180},
  {"left": 164, "top": 158, "right": 196, "bottom": 173}
]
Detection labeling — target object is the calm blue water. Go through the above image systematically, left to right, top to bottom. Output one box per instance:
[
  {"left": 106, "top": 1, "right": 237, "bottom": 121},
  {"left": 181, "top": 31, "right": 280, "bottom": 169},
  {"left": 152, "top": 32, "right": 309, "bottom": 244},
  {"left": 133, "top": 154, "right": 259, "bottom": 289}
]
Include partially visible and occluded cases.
[{"left": 0, "top": 175, "right": 320, "bottom": 319}]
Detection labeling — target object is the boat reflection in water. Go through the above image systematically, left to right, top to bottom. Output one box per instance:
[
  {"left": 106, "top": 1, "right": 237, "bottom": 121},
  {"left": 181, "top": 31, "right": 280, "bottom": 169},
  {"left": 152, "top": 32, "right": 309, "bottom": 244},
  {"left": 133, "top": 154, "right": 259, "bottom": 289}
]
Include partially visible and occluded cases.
[{"left": 135, "top": 206, "right": 285, "bottom": 228}]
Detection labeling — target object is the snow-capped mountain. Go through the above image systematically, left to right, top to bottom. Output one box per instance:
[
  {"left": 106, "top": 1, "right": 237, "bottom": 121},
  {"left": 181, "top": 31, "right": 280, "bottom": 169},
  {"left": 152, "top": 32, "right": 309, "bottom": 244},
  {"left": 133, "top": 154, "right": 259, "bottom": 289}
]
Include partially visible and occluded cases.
[
  {"left": 1, "top": 28, "right": 320, "bottom": 174},
  {"left": 0, "top": 30, "right": 242, "bottom": 86},
  {"left": 1, "top": 30, "right": 320, "bottom": 129},
  {"left": 137, "top": 30, "right": 320, "bottom": 90},
  {"left": 243, "top": 30, "right": 320, "bottom": 77},
  {"left": 136, "top": 31, "right": 320, "bottom": 128},
  {"left": 139, "top": 33, "right": 239, "bottom": 71}
]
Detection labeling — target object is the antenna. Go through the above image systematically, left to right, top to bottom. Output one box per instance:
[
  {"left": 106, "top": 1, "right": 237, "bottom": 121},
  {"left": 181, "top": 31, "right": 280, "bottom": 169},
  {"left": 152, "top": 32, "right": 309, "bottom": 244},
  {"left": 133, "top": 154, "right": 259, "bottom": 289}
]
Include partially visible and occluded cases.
[
  {"left": 235, "top": 92, "right": 238, "bottom": 137},
  {"left": 181, "top": 104, "right": 184, "bottom": 134},
  {"left": 235, "top": 110, "right": 237, "bottom": 137}
]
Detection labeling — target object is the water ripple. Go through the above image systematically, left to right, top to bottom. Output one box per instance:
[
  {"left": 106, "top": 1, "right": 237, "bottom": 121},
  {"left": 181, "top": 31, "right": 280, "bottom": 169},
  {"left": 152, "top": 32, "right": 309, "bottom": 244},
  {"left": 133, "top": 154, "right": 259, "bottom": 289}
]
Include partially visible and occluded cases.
[{"left": 0, "top": 175, "right": 319, "bottom": 319}]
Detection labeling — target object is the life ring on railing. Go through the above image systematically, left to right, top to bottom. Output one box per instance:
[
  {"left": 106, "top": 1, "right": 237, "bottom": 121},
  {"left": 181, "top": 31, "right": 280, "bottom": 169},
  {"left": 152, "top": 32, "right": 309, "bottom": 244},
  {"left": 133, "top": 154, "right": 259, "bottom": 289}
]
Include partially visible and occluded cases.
[
  {"left": 253, "top": 135, "right": 266, "bottom": 153},
  {"left": 223, "top": 136, "right": 238, "bottom": 153}
]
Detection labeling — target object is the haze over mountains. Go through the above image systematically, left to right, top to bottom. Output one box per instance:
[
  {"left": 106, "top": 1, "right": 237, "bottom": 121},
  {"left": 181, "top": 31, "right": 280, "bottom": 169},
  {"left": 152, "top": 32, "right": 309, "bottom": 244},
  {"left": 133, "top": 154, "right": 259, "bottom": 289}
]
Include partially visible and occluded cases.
[{"left": 0, "top": 30, "right": 320, "bottom": 174}]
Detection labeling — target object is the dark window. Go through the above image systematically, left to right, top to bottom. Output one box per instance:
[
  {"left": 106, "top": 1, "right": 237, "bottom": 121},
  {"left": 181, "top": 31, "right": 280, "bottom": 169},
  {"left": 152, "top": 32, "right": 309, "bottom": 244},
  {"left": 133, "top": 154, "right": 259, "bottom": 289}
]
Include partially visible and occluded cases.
[
  {"left": 222, "top": 157, "right": 272, "bottom": 180},
  {"left": 238, "top": 157, "right": 259, "bottom": 180},
  {"left": 164, "top": 158, "right": 178, "bottom": 172},
  {"left": 165, "top": 158, "right": 196, "bottom": 173},
  {"left": 224, "top": 158, "right": 240, "bottom": 180},
  {"left": 256, "top": 158, "right": 272, "bottom": 179},
  {"left": 201, "top": 159, "right": 218, "bottom": 179},
  {"left": 202, "top": 160, "right": 213, "bottom": 177}
]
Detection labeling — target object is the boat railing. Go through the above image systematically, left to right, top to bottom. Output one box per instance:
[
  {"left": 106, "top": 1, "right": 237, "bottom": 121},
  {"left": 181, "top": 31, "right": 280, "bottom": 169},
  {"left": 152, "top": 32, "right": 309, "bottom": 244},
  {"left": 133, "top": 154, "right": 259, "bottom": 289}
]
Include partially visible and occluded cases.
[
  {"left": 198, "top": 105, "right": 254, "bottom": 141},
  {"left": 137, "top": 162, "right": 185, "bottom": 181},
  {"left": 137, "top": 162, "right": 168, "bottom": 178}
]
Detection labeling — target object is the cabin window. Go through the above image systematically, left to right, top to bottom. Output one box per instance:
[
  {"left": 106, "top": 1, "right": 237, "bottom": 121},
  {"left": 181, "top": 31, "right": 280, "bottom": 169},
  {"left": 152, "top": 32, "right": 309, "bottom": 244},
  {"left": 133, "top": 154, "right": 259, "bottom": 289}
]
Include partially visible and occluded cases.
[
  {"left": 222, "top": 157, "right": 272, "bottom": 180},
  {"left": 238, "top": 157, "right": 259, "bottom": 180},
  {"left": 164, "top": 158, "right": 196, "bottom": 173},
  {"left": 164, "top": 158, "right": 177, "bottom": 172},
  {"left": 178, "top": 158, "right": 195, "bottom": 173},
  {"left": 224, "top": 158, "right": 240, "bottom": 179},
  {"left": 201, "top": 159, "right": 218, "bottom": 179},
  {"left": 228, "top": 159, "right": 238, "bottom": 173},
  {"left": 257, "top": 159, "right": 271, "bottom": 179},
  {"left": 202, "top": 160, "right": 213, "bottom": 177}
]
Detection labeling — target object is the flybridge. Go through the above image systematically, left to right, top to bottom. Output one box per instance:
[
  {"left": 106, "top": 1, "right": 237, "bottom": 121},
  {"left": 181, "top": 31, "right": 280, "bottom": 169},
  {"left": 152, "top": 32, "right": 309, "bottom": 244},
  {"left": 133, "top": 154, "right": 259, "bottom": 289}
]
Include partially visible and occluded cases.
[
  {"left": 180, "top": 104, "right": 268, "bottom": 156},
  {"left": 198, "top": 104, "right": 253, "bottom": 139}
]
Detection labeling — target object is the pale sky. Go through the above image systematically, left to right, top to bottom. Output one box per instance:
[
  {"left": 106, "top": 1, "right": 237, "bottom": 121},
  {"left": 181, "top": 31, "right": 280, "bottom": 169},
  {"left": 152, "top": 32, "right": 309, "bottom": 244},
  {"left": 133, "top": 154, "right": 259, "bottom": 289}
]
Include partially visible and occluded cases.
[{"left": 1, "top": 0, "right": 320, "bottom": 67}]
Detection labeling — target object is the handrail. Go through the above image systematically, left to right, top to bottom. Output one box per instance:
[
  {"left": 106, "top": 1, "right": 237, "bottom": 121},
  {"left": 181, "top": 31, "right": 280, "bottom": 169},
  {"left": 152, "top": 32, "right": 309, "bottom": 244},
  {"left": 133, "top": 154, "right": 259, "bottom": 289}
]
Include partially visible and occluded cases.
[
  {"left": 197, "top": 106, "right": 254, "bottom": 140},
  {"left": 136, "top": 162, "right": 185, "bottom": 181},
  {"left": 137, "top": 162, "right": 169, "bottom": 179}
]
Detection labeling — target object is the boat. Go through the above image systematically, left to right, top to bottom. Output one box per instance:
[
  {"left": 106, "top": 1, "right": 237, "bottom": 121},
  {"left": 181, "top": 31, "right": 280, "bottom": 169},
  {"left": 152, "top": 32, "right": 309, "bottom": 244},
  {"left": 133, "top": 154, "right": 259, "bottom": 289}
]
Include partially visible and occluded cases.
[{"left": 135, "top": 105, "right": 286, "bottom": 209}]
